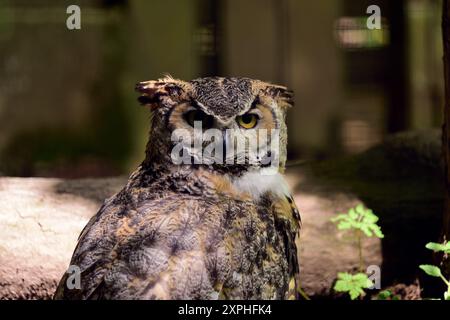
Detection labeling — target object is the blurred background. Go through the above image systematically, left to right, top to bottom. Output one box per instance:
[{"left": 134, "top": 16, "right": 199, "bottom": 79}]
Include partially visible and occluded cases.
[{"left": 0, "top": 0, "right": 444, "bottom": 178}]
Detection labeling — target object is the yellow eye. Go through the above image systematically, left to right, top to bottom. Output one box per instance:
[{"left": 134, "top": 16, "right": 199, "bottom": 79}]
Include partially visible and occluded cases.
[{"left": 237, "top": 113, "right": 258, "bottom": 129}]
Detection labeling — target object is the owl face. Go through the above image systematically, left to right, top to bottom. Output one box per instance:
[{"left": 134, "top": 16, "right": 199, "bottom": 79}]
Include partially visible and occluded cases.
[{"left": 136, "top": 76, "right": 293, "bottom": 175}]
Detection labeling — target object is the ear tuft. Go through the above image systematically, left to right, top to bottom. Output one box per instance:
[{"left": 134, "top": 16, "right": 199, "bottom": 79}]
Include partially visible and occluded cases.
[
  {"left": 135, "top": 77, "right": 187, "bottom": 109},
  {"left": 135, "top": 81, "right": 169, "bottom": 107},
  {"left": 268, "top": 86, "right": 294, "bottom": 108}
]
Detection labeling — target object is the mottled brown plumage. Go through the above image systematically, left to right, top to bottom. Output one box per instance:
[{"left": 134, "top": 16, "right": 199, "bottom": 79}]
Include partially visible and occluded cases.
[{"left": 54, "top": 76, "right": 301, "bottom": 300}]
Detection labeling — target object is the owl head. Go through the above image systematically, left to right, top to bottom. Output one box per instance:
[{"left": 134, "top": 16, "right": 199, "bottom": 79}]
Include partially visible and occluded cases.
[{"left": 136, "top": 76, "right": 293, "bottom": 176}]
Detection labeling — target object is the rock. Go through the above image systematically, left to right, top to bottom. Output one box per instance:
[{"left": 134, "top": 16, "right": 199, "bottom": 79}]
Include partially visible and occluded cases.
[{"left": 0, "top": 177, "right": 126, "bottom": 299}]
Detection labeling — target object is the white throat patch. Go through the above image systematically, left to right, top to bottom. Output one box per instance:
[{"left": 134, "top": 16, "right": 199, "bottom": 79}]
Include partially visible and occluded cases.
[{"left": 231, "top": 169, "right": 291, "bottom": 201}]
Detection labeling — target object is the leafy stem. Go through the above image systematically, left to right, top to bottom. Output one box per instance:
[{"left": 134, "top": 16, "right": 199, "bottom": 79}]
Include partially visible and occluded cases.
[
  {"left": 330, "top": 204, "right": 384, "bottom": 300},
  {"left": 356, "top": 230, "right": 363, "bottom": 273},
  {"left": 419, "top": 240, "right": 450, "bottom": 300}
]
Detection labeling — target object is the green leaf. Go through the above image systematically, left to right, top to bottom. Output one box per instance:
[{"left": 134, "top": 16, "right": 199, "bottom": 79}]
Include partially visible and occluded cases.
[
  {"left": 330, "top": 204, "right": 384, "bottom": 239},
  {"left": 355, "top": 204, "right": 365, "bottom": 214},
  {"left": 349, "top": 208, "right": 358, "bottom": 219},
  {"left": 363, "top": 211, "right": 378, "bottom": 224},
  {"left": 337, "top": 221, "right": 352, "bottom": 230},
  {"left": 361, "top": 225, "right": 373, "bottom": 237},
  {"left": 372, "top": 226, "right": 384, "bottom": 238},
  {"left": 425, "top": 242, "right": 450, "bottom": 254},
  {"left": 425, "top": 242, "right": 446, "bottom": 252},
  {"left": 419, "top": 264, "right": 442, "bottom": 278},
  {"left": 333, "top": 272, "right": 371, "bottom": 300},
  {"left": 336, "top": 272, "right": 352, "bottom": 283},
  {"left": 349, "top": 287, "right": 364, "bottom": 300},
  {"left": 377, "top": 290, "right": 391, "bottom": 300},
  {"left": 377, "top": 290, "right": 401, "bottom": 300},
  {"left": 444, "top": 292, "right": 450, "bottom": 300}
]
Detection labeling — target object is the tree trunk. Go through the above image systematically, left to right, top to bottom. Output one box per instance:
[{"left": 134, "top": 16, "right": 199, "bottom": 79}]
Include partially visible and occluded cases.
[{"left": 442, "top": 0, "right": 450, "bottom": 269}]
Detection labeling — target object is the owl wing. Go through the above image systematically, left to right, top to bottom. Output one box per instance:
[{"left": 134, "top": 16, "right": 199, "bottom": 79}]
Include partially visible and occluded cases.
[
  {"left": 55, "top": 185, "right": 300, "bottom": 300},
  {"left": 55, "top": 187, "right": 238, "bottom": 299},
  {"left": 215, "top": 189, "right": 301, "bottom": 300},
  {"left": 270, "top": 192, "right": 301, "bottom": 300},
  {"left": 54, "top": 194, "right": 127, "bottom": 299}
]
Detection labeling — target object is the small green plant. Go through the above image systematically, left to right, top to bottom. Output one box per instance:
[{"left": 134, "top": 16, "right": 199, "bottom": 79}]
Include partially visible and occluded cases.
[
  {"left": 331, "top": 204, "right": 384, "bottom": 300},
  {"left": 331, "top": 204, "right": 384, "bottom": 273},
  {"left": 419, "top": 241, "right": 450, "bottom": 300},
  {"left": 334, "top": 272, "right": 373, "bottom": 300},
  {"left": 376, "top": 289, "right": 400, "bottom": 300}
]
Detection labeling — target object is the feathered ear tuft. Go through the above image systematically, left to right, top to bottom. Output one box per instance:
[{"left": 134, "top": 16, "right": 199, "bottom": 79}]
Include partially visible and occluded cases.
[
  {"left": 135, "top": 77, "right": 187, "bottom": 110},
  {"left": 254, "top": 81, "right": 294, "bottom": 109},
  {"left": 269, "top": 86, "right": 294, "bottom": 109}
]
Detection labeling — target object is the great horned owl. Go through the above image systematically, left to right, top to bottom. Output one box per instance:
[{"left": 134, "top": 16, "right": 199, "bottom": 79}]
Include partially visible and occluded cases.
[{"left": 54, "top": 76, "right": 301, "bottom": 300}]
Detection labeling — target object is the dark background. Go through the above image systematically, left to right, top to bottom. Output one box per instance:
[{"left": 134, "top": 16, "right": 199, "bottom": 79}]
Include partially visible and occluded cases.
[{"left": 0, "top": 0, "right": 443, "bottom": 178}]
